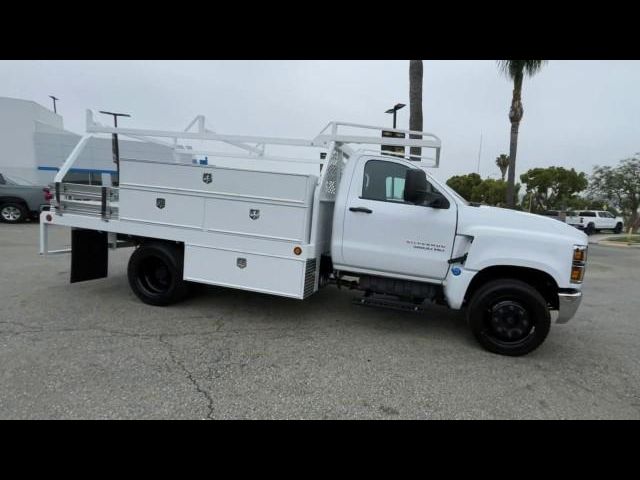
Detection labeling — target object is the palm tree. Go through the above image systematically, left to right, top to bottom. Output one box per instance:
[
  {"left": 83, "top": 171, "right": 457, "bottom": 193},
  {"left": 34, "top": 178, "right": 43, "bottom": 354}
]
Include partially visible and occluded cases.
[
  {"left": 409, "top": 60, "right": 423, "bottom": 159},
  {"left": 498, "top": 60, "right": 547, "bottom": 207},
  {"left": 495, "top": 154, "right": 510, "bottom": 181}
]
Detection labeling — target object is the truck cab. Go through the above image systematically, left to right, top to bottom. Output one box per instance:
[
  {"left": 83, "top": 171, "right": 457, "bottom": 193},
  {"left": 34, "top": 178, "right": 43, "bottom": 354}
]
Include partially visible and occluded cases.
[{"left": 330, "top": 153, "right": 588, "bottom": 355}]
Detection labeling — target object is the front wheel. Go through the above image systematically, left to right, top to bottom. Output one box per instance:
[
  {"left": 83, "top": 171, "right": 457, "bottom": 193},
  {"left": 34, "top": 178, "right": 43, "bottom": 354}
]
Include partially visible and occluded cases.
[
  {"left": 614, "top": 223, "right": 623, "bottom": 234},
  {"left": 127, "top": 242, "right": 190, "bottom": 306},
  {"left": 466, "top": 279, "right": 551, "bottom": 356}
]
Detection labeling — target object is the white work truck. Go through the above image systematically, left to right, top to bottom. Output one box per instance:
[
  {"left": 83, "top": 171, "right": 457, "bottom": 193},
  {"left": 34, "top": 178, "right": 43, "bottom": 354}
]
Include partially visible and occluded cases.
[{"left": 40, "top": 111, "right": 588, "bottom": 356}]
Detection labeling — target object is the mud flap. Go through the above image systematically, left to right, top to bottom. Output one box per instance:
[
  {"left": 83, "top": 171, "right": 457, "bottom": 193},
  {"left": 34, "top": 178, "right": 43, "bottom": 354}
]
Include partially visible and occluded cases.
[{"left": 70, "top": 228, "right": 108, "bottom": 283}]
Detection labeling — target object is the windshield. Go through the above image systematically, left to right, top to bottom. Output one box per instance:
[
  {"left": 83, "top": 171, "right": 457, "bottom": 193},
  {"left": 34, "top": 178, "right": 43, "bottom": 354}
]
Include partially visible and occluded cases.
[{"left": 3, "top": 174, "right": 36, "bottom": 186}]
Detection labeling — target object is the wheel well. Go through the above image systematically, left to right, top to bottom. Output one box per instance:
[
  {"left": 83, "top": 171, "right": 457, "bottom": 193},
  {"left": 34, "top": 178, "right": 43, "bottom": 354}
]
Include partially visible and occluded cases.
[
  {"left": 0, "top": 196, "right": 28, "bottom": 207},
  {"left": 464, "top": 265, "right": 559, "bottom": 309}
]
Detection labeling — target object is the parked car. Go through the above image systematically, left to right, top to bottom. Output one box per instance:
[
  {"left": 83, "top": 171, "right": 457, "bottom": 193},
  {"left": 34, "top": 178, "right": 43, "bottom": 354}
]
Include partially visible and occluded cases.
[
  {"left": 0, "top": 173, "right": 51, "bottom": 223},
  {"left": 565, "top": 210, "right": 624, "bottom": 235}
]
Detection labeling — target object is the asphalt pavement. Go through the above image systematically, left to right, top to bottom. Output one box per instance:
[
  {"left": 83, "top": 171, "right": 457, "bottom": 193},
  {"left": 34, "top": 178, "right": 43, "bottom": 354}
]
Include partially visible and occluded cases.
[{"left": 1, "top": 223, "right": 639, "bottom": 419}]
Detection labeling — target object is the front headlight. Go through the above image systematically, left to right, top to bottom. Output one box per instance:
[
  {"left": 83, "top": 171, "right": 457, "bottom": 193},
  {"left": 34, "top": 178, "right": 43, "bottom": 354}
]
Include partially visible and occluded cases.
[{"left": 571, "top": 245, "right": 588, "bottom": 284}]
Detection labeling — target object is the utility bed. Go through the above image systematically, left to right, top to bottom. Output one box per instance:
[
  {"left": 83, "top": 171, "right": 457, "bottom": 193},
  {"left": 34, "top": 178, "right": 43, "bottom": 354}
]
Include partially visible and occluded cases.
[{"left": 41, "top": 110, "right": 441, "bottom": 300}]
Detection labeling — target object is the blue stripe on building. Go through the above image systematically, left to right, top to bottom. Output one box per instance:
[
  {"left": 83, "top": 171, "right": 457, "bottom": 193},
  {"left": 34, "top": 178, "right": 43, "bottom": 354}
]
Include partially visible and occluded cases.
[{"left": 38, "top": 166, "right": 118, "bottom": 175}]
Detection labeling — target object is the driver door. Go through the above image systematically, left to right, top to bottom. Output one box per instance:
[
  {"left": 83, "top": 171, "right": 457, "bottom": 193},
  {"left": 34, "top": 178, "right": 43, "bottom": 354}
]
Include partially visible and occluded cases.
[{"left": 340, "top": 157, "right": 457, "bottom": 281}]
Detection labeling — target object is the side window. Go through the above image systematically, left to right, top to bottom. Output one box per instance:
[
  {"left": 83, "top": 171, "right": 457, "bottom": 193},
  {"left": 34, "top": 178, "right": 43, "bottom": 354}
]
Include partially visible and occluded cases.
[
  {"left": 361, "top": 159, "right": 445, "bottom": 205},
  {"left": 362, "top": 160, "right": 410, "bottom": 202}
]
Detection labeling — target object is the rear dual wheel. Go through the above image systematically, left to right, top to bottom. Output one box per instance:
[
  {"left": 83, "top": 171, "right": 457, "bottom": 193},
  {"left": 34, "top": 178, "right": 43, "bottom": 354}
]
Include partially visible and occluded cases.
[
  {"left": 127, "top": 242, "right": 190, "bottom": 306},
  {"left": 466, "top": 279, "right": 551, "bottom": 356}
]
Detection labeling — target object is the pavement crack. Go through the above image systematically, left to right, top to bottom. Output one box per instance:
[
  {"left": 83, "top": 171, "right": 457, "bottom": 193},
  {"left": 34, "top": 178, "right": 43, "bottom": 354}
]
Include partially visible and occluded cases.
[
  {"left": 0, "top": 325, "right": 226, "bottom": 339},
  {"left": 158, "top": 334, "right": 215, "bottom": 420}
]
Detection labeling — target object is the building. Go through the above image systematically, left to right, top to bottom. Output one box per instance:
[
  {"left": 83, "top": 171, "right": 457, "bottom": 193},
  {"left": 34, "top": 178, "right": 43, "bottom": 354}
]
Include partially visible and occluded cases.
[{"left": 0, "top": 96, "right": 174, "bottom": 185}]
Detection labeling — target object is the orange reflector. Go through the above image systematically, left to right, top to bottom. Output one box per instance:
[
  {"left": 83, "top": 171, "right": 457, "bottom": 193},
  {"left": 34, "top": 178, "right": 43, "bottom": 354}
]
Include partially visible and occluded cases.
[
  {"left": 45, "top": 214, "right": 52, "bottom": 222},
  {"left": 293, "top": 246, "right": 302, "bottom": 256},
  {"left": 573, "top": 248, "right": 587, "bottom": 263},
  {"left": 571, "top": 265, "right": 584, "bottom": 283}
]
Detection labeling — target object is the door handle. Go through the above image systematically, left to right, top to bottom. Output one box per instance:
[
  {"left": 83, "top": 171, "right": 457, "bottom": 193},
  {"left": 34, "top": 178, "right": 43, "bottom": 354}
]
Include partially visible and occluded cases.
[{"left": 349, "top": 207, "right": 373, "bottom": 214}]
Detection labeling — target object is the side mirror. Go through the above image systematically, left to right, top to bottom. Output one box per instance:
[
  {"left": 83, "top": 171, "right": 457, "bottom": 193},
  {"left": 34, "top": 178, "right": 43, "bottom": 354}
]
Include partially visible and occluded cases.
[
  {"left": 404, "top": 169, "right": 427, "bottom": 204},
  {"left": 427, "top": 194, "right": 449, "bottom": 209}
]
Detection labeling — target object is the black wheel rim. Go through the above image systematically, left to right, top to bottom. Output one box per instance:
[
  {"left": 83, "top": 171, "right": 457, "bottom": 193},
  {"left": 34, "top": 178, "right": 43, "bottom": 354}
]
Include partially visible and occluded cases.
[
  {"left": 139, "top": 256, "right": 172, "bottom": 295},
  {"left": 483, "top": 299, "right": 535, "bottom": 346}
]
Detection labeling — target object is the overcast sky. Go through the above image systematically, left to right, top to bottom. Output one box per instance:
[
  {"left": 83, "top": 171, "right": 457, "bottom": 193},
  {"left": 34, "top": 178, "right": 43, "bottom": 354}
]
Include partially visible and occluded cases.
[{"left": 0, "top": 60, "right": 638, "bottom": 181}]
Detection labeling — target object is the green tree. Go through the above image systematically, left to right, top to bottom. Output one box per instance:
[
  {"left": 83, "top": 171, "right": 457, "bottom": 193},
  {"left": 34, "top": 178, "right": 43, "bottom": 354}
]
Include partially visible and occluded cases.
[
  {"left": 409, "top": 60, "right": 423, "bottom": 159},
  {"left": 497, "top": 60, "right": 547, "bottom": 208},
  {"left": 495, "top": 154, "right": 510, "bottom": 181},
  {"left": 588, "top": 157, "right": 640, "bottom": 232},
  {"left": 519, "top": 166, "right": 588, "bottom": 212},
  {"left": 446, "top": 173, "right": 482, "bottom": 201},
  {"left": 447, "top": 173, "right": 519, "bottom": 207},
  {"left": 472, "top": 178, "right": 513, "bottom": 206}
]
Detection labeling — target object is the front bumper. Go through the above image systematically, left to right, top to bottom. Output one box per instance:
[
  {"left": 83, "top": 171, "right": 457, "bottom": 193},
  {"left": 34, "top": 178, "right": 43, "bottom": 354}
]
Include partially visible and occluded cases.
[{"left": 556, "top": 290, "right": 582, "bottom": 323}]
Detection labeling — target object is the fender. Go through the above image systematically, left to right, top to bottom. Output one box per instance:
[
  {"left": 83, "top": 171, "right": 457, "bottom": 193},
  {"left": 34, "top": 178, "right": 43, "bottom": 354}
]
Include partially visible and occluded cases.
[{"left": 461, "top": 227, "right": 569, "bottom": 286}]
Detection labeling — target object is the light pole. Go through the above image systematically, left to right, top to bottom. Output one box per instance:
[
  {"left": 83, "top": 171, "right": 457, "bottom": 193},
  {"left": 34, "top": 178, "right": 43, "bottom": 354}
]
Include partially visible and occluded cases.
[
  {"left": 49, "top": 96, "right": 59, "bottom": 114},
  {"left": 385, "top": 103, "right": 406, "bottom": 129},
  {"left": 99, "top": 111, "right": 131, "bottom": 182}
]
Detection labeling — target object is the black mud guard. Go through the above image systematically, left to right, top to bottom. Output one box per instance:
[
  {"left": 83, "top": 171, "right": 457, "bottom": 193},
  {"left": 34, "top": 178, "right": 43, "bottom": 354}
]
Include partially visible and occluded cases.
[{"left": 70, "top": 228, "right": 108, "bottom": 283}]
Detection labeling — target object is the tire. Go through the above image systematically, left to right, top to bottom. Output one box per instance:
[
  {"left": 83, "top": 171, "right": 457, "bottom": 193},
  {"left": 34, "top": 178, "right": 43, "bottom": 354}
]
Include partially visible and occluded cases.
[
  {"left": 0, "top": 202, "right": 27, "bottom": 223},
  {"left": 584, "top": 223, "right": 595, "bottom": 235},
  {"left": 614, "top": 223, "right": 623, "bottom": 234},
  {"left": 127, "top": 242, "right": 190, "bottom": 306},
  {"left": 466, "top": 279, "right": 551, "bottom": 356}
]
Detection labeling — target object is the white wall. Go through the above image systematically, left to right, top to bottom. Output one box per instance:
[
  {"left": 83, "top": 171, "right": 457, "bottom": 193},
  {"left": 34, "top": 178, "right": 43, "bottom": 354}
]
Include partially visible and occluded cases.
[
  {"left": 0, "top": 96, "right": 176, "bottom": 185},
  {"left": 0, "top": 96, "right": 320, "bottom": 185},
  {"left": 0, "top": 97, "right": 63, "bottom": 182},
  {"left": 33, "top": 124, "right": 176, "bottom": 183}
]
